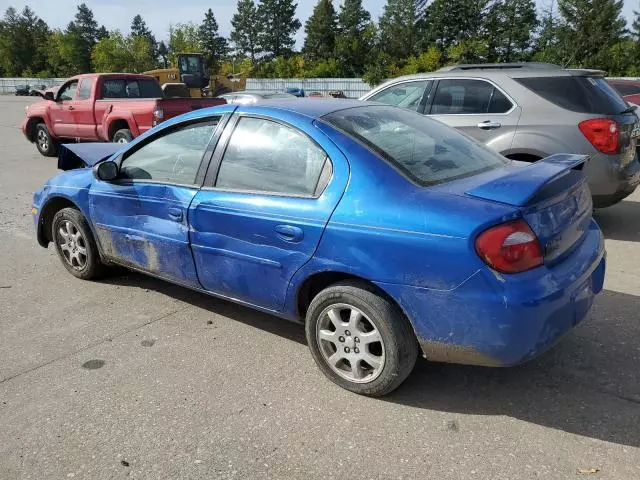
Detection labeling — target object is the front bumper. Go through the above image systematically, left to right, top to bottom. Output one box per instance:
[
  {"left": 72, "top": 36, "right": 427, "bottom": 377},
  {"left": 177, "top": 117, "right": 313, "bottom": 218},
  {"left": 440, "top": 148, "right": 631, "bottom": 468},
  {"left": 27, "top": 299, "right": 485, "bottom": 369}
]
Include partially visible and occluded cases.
[{"left": 377, "top": 220, "right": 606, "bottom": 367}]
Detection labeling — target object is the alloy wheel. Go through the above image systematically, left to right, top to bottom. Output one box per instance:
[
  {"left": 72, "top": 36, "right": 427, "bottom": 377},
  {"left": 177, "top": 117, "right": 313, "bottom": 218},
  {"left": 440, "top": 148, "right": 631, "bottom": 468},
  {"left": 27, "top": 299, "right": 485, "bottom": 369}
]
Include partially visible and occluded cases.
[{"left": 56, "top": 220, "right": 87, "bottom": 270}]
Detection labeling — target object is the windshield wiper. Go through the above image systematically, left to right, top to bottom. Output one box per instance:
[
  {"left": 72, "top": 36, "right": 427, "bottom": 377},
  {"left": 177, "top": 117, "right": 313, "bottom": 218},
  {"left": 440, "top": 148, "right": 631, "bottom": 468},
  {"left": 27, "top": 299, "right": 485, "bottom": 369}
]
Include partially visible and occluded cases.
[{"left": 619, "top": 105, "right": 638, "bottom": 115}]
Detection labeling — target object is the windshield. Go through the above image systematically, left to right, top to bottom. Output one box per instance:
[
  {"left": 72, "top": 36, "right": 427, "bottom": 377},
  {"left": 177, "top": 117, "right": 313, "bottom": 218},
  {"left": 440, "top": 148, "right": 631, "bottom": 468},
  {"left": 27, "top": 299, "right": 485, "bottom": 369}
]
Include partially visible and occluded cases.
[{"left": 323, "top": 106, "right": 507, "bottom": 186}]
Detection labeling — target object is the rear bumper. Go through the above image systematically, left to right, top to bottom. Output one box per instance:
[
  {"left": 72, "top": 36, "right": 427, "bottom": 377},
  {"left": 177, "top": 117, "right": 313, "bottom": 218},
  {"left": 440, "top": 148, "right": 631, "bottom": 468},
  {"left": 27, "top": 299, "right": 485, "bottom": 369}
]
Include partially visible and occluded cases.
[
  {"left": 587, "top": 153, "right": 639, "bottom": 207},
  {"left": 377, "top": 220, "right": 606, "bottom": 367}
]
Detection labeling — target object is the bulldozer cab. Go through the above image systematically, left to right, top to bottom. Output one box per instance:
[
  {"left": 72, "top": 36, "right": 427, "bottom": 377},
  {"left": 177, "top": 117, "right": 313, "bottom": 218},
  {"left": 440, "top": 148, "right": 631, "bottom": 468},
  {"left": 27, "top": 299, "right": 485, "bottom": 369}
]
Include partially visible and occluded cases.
[{"left": 177, "top": 54, "right": 209, "bottom": 97}]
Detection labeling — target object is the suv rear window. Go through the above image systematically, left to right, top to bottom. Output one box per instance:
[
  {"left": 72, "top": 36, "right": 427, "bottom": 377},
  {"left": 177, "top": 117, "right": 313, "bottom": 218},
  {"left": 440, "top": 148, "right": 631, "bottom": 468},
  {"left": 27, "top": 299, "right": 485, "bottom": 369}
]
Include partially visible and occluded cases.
[
  {"left": 515, "top": 76, "right": 628, "bottom": 115},
  {"left": 100, "top": 79, "right": 162, "bottom": 99},
  {"left": 323, "top": 106, "right": 507, "bottom": 186}
]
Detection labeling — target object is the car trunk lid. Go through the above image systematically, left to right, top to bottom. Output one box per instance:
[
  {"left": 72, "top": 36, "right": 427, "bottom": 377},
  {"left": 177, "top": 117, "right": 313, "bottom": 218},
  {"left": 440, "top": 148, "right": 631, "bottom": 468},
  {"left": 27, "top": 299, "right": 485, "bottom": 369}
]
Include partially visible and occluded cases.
[{"left": 465, "top": 154, "right": 593, "bottom": 264}]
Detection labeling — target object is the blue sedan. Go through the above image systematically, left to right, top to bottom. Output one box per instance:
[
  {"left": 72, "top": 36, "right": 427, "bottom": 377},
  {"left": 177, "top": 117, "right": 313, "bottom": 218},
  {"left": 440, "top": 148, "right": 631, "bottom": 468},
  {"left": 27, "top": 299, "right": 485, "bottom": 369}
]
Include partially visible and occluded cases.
[{"left": 32, "top": 100, "right": 606, "bottom": 396}]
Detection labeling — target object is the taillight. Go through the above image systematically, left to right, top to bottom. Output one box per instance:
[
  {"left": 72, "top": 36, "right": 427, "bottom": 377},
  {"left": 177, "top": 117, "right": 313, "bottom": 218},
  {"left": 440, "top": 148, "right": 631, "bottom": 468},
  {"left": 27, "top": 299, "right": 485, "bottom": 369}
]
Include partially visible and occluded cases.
[
  {"left": 152, "top": 108, "right": 164, "bottom": 126},
  {"left": 579, "top": 118, "right": 619, "bottom": 154},
  {"left": 475, "top": 219, "right": 543, "bottom": 274}
]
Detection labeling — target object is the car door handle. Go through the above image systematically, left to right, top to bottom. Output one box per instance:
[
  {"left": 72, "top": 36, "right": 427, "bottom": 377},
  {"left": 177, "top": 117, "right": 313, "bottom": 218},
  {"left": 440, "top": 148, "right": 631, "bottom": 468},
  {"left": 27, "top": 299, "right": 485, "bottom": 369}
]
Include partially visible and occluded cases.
[
  {"left": 68, "top": 105, "right": 74, "bottom": 111},
  {"left": 477, "top": 120, "right": 501, "bottom": 130},
  {"left": 168, "top": 208, "right": 183, "bottom": 221},
  {"left": 274, "top": 225, "right": 304, "bottom": 242}
]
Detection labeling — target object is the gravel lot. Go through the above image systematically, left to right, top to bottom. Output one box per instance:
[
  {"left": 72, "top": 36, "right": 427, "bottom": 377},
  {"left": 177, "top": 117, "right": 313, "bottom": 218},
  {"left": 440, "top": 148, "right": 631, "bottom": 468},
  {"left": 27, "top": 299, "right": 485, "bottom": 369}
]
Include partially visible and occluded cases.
[{"left": 1, "top": 95, "right": 639, "bottom": 480}]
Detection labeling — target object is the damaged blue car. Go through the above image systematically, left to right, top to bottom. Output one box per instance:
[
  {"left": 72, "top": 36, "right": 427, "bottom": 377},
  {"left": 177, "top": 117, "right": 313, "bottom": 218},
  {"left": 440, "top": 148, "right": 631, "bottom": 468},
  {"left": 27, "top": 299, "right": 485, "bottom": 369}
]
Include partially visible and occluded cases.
[{"left": 32, "top": 100, "right": 606, "bottom": 396}]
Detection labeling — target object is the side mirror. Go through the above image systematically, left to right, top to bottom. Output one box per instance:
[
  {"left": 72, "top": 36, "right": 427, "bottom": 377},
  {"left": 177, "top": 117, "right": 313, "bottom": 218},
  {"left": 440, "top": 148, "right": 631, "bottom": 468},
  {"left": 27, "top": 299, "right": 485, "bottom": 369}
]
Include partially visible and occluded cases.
[
  {"left": 44, "top": 91, "right": 55, "bottom": 101},
  {"left": 93, "top": 161, "right": 119, "bottom": 181}
]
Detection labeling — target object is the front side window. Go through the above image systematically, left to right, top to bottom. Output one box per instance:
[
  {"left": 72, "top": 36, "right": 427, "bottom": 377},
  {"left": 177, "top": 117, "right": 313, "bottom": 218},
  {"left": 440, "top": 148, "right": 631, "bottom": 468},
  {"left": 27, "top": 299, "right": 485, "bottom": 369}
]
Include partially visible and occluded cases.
[
  {"left": 77, "top": 78, "right": 93, "bottom": 100},
  {"left": 431, "top": 79, "right": 513, "bottom": 115},
  {"left": 58, "top": 81, "right": 78, "bottom": 101},
  {"left": 368, "top": 81, "right": 431, "bottom": 112},
  {"left": 324, "top": 106, "right": 507, "bottom": 186},
  {"left": 216, "top": 117, "right": 330, "bottom": 196},
  {"left": 119, "top": 120, "right": 218, "bottom": 184}
]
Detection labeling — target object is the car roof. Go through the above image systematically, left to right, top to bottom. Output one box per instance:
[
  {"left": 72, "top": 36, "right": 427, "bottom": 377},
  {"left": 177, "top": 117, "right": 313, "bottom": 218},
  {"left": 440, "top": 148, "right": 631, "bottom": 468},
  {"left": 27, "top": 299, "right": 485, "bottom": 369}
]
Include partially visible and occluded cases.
[{"left": 239, "top": 98, "right": 372, "bottom": 118}]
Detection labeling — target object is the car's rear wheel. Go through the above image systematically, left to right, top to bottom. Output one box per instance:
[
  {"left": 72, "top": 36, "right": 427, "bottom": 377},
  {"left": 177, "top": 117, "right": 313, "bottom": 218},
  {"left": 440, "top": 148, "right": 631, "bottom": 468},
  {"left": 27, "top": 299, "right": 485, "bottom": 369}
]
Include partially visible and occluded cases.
[
  {"left": 35, "top": 123, "right": 57, "bottom": 157},
  {"left": 112, "top": 129, "right": 133, "bottom": 144},
  {"left": 52, "top": 208, "right": 105, "bottom": 280},
  {"left": 305, "top": 280, "right": 418, "bottom": 396}
]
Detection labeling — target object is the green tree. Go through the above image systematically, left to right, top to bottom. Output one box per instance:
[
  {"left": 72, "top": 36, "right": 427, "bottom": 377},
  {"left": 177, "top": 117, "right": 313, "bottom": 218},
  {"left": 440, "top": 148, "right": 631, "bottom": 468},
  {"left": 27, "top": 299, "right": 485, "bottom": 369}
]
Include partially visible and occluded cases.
[
  {"left": 230, "top": 0, "right": 262, "bottom": 62},
  {"left": 257, "top": 0, "right": 301, "bottom": 58},
  {"left": 302, "top": 0, "right": 338, "bottom": 63},
  {"left": 335, "top": 0, "right": 375, "bottom": 76},
  {"left": 378, "top": 0, "right": 422, "bottom": 60},
  {"left": 425, "top": 0, "right": 488, "bottom": 48},
  {"left": 485, "top": 0, "right": 537, "bottom": 62},
  {"left": 557, "top": 0, "right": 626, "bottom": 68},
  {"left": 66, "top": 3, "right": 101, "bottom": 72},
  {"left": 0, "top": 7, "right": 53, "bottom": 76},
  {"left": 632, "top": 7, "right": 640, "bottom": 43},
  {"left": 198, "top": 9, "right": 228, "bottom": 73},
  {"left": 131, "top": 14, "right": 157, "bottom": 61},
  {"left": 168, "top": 23, "right": 201, "bottom": 65},
  {"left": 47, "top": 30, "right": 80, "bottom": 77},
  {"left": 92, "top": 31, "right": 156, "bottom": 73},
  {"left": 158, "top": 40, "right": 169, "bottom": 68},
  {"left": 401, "top": 47, "right": 442, "bottom": 74}
]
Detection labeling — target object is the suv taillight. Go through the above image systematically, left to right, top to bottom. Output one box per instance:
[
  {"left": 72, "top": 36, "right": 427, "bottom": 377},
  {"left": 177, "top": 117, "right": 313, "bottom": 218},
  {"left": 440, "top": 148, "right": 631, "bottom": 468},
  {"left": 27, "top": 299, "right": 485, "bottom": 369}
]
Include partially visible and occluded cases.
[
  {"left": 579, "top": 118, "right": 619, "bottom": 154},
  {"left": 475, "top": 219, "right": 543, "bottom": 274}
]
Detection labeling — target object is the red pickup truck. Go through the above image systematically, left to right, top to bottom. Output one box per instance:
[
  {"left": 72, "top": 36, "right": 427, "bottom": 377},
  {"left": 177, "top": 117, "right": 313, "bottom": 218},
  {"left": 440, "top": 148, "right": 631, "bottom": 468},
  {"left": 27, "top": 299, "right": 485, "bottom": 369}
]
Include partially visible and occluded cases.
[{"left": 22, "top": 73, "right": 225, "bottom": 156}]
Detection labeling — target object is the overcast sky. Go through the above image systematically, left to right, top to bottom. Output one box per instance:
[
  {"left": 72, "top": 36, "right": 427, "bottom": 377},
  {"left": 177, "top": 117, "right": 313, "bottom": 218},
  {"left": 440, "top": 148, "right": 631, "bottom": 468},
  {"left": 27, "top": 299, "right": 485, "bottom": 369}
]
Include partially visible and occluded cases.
[{"left": 1, "top": 0, "right": 638, "bottom": 46}]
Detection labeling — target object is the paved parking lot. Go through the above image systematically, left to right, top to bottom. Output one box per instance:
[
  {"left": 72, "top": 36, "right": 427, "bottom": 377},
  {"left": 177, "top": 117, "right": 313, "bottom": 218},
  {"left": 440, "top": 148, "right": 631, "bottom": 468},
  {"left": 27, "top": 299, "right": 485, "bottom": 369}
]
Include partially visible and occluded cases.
[{"left": 1, "top": 95, "right": 639, "bottom": 479}]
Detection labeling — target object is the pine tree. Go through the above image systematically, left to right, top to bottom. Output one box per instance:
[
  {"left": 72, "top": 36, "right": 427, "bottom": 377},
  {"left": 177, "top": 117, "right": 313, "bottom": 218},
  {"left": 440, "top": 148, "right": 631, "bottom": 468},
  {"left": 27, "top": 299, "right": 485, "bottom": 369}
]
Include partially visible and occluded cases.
[
  {"left": 231, "top": 0, "right": 262, "bottom": 62},
  {"left": 257, "top": 0, "right": 301, "bottom": 58},
  {"left": 302, "top": 0, "right": 337, "bottom": 63},
  {"left": 336, "top": 0, "right": 374, "bottom": 76},
  {"left": 378, "top": 0, "right": 422, "bottom": 60},
  {"left": 425, "top": 0, "right": 488, "bottom": 48},
  {"left": 485, "top": 0, "right": 537, "bottom": 62},
  {"left": 557, "top": 0, "right": 626, "bottom": 68},
  {"left": 65, "top": 3, "right": 100, "bottom": 72},
  {"left": 632, "top": 7, "right": 640, "bottom": 43},
  {"left": 198, "top": 9, "right": 228, "bottom": 73},
  {"left": 130, "top": 14, "right": 157, "bottom": 62},
  {"left": 158, "top": 40, "right": 169, "bottom": 68}
]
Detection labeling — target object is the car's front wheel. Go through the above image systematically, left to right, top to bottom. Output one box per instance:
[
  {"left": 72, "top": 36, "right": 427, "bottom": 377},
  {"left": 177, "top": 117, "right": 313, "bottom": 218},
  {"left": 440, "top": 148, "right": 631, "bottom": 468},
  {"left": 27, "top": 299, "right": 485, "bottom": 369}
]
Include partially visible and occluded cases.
[
  {"left": 35, "top": 123, "right": 57, "bottom": 157},
  {"left": 52, "top": 208, "right": 105, "bottom": 280},
  {"left": 305, "top": 280, "right": 418, "bottom": 396}
]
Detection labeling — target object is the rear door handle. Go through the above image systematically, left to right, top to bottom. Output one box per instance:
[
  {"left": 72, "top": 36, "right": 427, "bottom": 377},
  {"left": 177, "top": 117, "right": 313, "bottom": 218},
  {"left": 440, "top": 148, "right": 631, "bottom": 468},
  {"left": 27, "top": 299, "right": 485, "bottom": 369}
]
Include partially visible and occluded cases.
[
  {"left": 477, "top": 120, "right": 501, "bottom": 130},
  {"left": 168, "top": 208, "right": 183, "bottom": 221},
  {"left": 274, "top": 225, "right": 304, "bottom": 242}
]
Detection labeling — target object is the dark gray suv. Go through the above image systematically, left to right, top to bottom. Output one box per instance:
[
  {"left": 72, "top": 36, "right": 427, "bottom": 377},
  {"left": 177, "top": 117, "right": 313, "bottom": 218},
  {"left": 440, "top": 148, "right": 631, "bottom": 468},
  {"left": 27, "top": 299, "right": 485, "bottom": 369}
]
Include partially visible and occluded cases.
[{"left": 361, "top": 63, "right": 640, "bottom": 207}]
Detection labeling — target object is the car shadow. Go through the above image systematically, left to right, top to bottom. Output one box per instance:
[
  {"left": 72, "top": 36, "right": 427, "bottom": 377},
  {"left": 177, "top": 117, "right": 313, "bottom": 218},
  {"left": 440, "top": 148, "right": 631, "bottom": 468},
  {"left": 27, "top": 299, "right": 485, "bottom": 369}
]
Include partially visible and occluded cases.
[
  {"left": 595, "top": 200, "right": 640, "bottom": 242},
  {"left": 98, "top": 271, "right": 306, "bottom": 346},
  {"left": 100, "top": 272, "right": 640, "bottom": 447}
]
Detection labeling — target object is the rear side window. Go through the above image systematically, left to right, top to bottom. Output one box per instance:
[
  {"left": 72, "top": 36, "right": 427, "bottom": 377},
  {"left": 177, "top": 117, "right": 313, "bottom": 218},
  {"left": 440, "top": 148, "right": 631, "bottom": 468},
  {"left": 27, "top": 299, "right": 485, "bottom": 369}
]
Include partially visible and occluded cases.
[
  {"left": 515, "top": 76, "right": 628, "bottom": 114},
  {"left": 77, "top": 78, "right": 93, "bottom": 100},
  {"left": 100, "top": 79, "right": 163, "bottom": 99},
  {"left": 430, "top": 79, "right": 513, "bottom": 114},
  {"left": 368, "top": 81, "right": 432, "bottom": 112},
  {"left": 610, "top": 82, "right": 640, "bottom": 96},
  {"left": 324, "top": 106, "right": 507, "bottom": 186},
  {"left": 216, "top": 117, "right": 330, "bottom": 196}
]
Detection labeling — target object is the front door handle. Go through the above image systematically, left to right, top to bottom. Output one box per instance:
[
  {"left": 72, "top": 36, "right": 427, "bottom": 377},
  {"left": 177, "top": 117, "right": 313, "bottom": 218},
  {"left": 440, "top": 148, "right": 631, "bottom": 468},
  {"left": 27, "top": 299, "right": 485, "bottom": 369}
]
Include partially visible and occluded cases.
[
  {"left": 68, "top": 105, "right": 74, "bottom": 111},
  {"left": 477, "top": 120, "right": 502, "bottom": 130},
  {"left": 168, "top": 208, "right": 183, "bottom": 222},
  {"left": 274, "top": 224, "right": 304, "bottom": 242}
]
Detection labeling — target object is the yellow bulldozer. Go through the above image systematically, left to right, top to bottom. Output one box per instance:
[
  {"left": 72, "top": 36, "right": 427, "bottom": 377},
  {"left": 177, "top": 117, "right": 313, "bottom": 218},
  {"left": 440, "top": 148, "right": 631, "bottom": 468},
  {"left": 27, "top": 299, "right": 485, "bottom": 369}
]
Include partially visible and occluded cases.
[{"left": 145, "top": 53, "right": 246, "bottom": 98}]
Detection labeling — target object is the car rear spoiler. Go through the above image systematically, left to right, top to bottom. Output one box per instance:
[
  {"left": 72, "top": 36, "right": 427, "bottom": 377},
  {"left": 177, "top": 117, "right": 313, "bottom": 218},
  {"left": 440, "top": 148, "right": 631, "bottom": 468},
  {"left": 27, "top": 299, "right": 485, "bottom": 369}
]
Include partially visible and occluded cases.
[
  {"left": 58, "top": 143, "right": 122, "bottom": 171},
  {"left": 465, "top": 154, "right": 589, "bottom": 207}
]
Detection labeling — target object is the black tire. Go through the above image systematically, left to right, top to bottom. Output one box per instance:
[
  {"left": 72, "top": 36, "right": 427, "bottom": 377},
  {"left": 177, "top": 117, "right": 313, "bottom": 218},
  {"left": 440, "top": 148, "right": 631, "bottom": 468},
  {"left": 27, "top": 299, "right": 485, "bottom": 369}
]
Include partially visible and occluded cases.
[
  {"left": 35, "top": 123, "right": 57, "bottom": 157},
  {"left": 112, "top": 129, "right": 133, "bottom": 144},
  {"left": 51, "top": 207, "right": 105, "bottom": 280},
  {"left": 305, "top": 280, "right": 418, "bottom": 397}
]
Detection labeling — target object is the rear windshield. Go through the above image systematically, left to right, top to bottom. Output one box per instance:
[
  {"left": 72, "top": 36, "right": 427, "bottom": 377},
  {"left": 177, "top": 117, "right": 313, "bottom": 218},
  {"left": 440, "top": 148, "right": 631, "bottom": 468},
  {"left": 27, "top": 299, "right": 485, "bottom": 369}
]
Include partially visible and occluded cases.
[
  {"left": 515, "top": 76, "right": 628, "bottom": 114},
  {"left": 100, "top": 79, "right": 162, "bottom": 99},
  {"left": 610, "top": 82, "right": 640, "bottom": 96},
  {"left": 323, "top": 106, "right": 507, "bottom": 186}
]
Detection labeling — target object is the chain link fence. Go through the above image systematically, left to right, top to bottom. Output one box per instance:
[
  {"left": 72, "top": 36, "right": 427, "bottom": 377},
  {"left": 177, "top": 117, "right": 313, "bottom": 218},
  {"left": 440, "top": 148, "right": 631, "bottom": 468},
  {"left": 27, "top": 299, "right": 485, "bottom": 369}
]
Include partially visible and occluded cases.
[
  {"left": 0, "top": 78, "right": 66, "bottom": 94},
  {"left": 246, "top": 78, "right": 372, "bottom": 99}
]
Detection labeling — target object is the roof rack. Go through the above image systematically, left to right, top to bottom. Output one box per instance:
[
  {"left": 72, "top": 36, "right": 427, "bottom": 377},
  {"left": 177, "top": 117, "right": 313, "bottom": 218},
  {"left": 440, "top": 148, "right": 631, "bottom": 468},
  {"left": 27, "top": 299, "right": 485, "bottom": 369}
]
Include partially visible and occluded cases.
[{"left": 437, "top": 62, "right": 563, "bottom": 72}]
